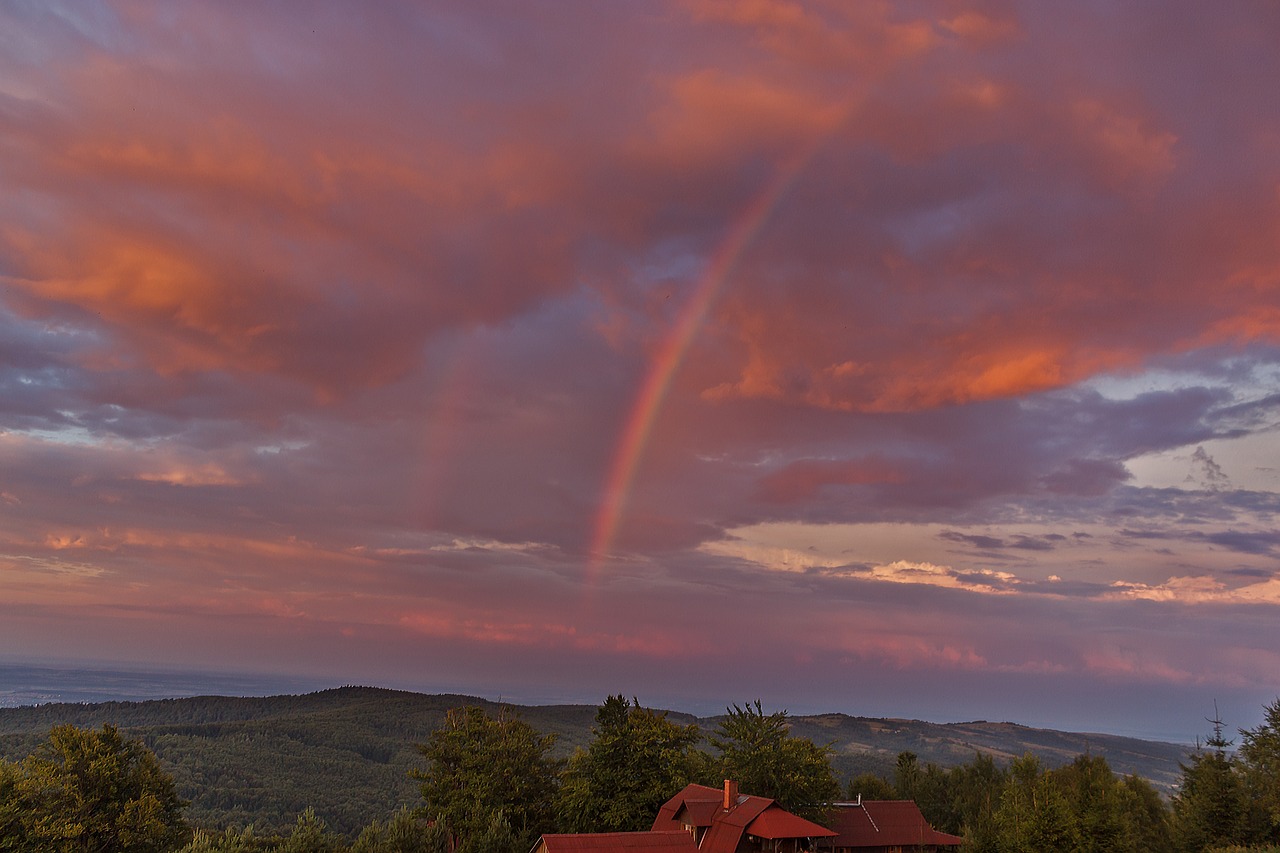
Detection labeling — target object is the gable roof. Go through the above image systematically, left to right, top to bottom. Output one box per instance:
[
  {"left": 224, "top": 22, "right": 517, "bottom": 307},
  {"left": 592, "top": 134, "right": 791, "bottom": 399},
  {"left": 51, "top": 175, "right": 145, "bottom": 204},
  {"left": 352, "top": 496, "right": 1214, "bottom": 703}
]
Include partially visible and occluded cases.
[
  {"left": 652, "top": 783, "right": 724, "bottom": 832},
  {"left": 653, "top": 783, "right": 836, "bottom": 853},
  {"left": 677, "top": 800, "right": 722, "bottom": 829},
  {"left": 827, "top": 801, "right": 963, "bottom": 849},
  {"left": 746, "top": 807, "right": 838, "bottom": 840},
  {"left": 536, "top": 832, "right": 701, "bottom": 853}
]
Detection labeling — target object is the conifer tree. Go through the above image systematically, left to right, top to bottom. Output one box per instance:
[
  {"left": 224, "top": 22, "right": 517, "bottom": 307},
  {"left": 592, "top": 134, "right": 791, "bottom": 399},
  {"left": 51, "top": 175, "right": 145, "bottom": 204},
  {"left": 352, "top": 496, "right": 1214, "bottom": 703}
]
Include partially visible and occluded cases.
[
  {"left": 1240, "top": 698, "right": 1280, "bottom": 844},
  {"left": 1172, "top": 711, "right": 1248, "bottom": 852}
]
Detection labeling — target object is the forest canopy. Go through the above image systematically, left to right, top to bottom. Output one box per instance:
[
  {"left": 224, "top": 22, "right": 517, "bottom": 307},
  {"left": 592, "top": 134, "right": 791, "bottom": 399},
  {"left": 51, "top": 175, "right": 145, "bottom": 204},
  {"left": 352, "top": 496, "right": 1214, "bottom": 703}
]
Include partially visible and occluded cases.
[{"left": 2, "top": 692, "right": 1279, "bottom": 852}]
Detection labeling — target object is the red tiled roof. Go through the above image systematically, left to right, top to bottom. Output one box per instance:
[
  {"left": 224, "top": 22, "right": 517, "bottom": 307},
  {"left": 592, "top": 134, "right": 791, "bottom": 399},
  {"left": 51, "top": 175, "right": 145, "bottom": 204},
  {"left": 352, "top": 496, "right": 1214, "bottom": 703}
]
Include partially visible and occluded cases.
[
  {"left": 827, "top": 801, "right": 963, "bottom": 849},
  {"left": 537, "top": 832, "right": 701, "bottom": 853}
]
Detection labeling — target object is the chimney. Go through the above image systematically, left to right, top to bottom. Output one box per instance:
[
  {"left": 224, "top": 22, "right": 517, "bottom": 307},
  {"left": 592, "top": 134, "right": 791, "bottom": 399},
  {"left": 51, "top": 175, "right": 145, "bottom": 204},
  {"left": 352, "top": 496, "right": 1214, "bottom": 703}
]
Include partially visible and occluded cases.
[{"left": 723, "top": 779, "right": 739, "bottom": 810}]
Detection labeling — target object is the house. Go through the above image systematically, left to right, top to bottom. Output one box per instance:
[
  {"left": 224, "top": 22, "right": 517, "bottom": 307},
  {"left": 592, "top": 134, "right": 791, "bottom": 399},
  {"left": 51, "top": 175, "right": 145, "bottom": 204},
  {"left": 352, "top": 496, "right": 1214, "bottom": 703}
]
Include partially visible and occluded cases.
[
  {"left": 651, "top": 781, "right": 838, "bottom": 853},
  {"left": 530, "top": 782, "right": 961, "bottom": 853},
  {"left": 826, "top": 799, "right": 963, "bottom": 853},
  {"left": 533, "top": 831, "right": 702, "bottom": 853}
]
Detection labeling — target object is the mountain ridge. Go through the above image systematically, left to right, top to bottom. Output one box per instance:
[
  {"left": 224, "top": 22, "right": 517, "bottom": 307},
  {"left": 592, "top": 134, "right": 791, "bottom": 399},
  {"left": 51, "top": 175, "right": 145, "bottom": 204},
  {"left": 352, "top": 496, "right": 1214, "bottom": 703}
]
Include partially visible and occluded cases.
[{"left": 0, "top": 686, "right": 1190, "bottom": 837}]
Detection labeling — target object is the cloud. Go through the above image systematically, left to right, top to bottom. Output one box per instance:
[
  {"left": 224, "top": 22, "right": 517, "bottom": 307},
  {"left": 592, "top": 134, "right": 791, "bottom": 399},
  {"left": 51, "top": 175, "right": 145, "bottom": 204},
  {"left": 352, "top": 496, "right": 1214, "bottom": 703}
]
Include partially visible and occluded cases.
[
  {"left": 1, "top": 0, "right": 1280, "bottom": 740},
  {"left": 1109, "top": 574, "right": 1280, "bottom": 606}
]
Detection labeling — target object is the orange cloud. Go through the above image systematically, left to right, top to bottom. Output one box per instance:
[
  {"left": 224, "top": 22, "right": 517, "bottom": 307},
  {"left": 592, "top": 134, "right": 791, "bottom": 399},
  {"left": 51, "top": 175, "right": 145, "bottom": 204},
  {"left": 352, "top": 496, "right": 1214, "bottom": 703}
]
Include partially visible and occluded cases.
[
  {"left": 685, "top": 0, "right": 937, "bottom": 70},
  {"left": 939, "top": 11, "right": 1022, "bottom": 45},
  {"left": 640, "top": 69, "right": 850, "bottom": 172},
  {"left": 1069, "top": 98, "right": 1179, "bottom": 187},
  {"left": 756, "top": 456, "right": 906, "bottom": 502}
]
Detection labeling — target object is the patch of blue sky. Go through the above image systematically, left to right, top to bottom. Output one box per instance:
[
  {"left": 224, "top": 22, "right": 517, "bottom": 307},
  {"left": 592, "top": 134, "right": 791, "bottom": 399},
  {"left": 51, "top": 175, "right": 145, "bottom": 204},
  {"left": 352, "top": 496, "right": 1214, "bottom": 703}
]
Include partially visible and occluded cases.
[
  {"left": 1084, "top": 351, "right": 1280, "bottom": 404},
  {"left": 1080, "top": 353, "right": 1280, "bottom": 492},
  {"left": 8, "top": 422, "right": 102, "bottom": 447},
  {"left": 254, "top": 440, "right": 311, "bottom": 455}
]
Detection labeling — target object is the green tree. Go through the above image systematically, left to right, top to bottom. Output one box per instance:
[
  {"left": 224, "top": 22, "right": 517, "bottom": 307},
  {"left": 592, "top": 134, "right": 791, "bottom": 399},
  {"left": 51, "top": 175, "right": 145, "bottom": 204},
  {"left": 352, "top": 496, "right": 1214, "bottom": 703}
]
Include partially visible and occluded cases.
[
  {"left": 557, "top": 696, "right": 704, "bottom": 832},
  {"left": 1239, "top": 698, "right": 1280, "bottom": 844},
  {"left": 709, "top": 702, "right": 839, "bottom": 823},
  {"left": 411, "top": 707, "right": 558, "bottom": 850},
  {"left": 1173, "top": 715, "right": 1248, "bottom": 852},
  {"left": 10, "top": 724, "right": 190, "bottom": 852},
  {"left": 893, "top": 752, "right": 921, "bottom": 802},
  {"left": 942, "top": 752, "right": 1007, "bottom": 851},
  {"left": 993, "top": 754, "right": 1078, "bottom": 853},
  {"left": 1051, "top": 755, "right": 1126, "bottom": 853},
  {"left": 1, "top": 759, "right": 28, "bottom": 851},
  {"left": 846, "top": 772, "right": 896, "bottom": 801},
  {"left": 1117, "top": 774, "right": 1172, "bottom": 853},
  {"left": 276, "top": 808, "right": 343, "bottom": 853},
  {"left": 352, "top": 809, "right": 446, "bottom": 853},
  {"left": 460, "top": 811, "right": 518, "bottom": 853},
  {"left": 178, "top": 826, "right": 267, "bottom": 853}
]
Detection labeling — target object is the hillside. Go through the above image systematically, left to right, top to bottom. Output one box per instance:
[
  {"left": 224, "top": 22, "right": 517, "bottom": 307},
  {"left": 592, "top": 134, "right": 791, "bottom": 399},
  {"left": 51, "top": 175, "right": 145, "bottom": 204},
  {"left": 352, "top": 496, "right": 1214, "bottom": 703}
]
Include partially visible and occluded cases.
[
  {"left": 0, "top": 687, "right": 1188, "bottom": 837},
  {"left": 783, "top": 713, "right": 1189, "bottom": 791}
]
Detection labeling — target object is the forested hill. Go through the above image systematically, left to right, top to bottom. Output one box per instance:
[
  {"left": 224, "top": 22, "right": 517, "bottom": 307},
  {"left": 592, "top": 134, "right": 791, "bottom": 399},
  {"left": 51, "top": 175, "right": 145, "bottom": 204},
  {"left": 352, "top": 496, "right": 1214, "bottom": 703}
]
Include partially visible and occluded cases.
[
  {"left": 0, "top": 686, "right": 1188, "bottom": 837},
  {"left": 785, "top": 712, "right": 1189, "bottom": 790}
]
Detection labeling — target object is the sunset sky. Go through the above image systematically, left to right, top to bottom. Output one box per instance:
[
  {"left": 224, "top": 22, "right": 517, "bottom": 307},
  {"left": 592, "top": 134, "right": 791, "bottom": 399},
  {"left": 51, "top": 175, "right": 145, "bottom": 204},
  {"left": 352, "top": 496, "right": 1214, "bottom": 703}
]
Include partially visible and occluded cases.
[{"left": 2, "top": 1, "right": 1279, "bottom": 742}]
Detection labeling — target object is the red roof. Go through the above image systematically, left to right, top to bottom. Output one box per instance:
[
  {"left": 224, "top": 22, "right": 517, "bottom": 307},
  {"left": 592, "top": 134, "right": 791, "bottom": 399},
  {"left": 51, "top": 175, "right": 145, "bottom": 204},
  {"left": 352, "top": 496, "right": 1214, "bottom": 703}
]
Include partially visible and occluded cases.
[
  {"left": 653, "top": 783, "right": 835, "bottom": 853},
  {"left": 652, "top": 784, "right": 723, "bottom": 832},
  {"left": 697, "top": 793, "right": 772, "bottom": 853},
  {"left": 678, "top": 800, "right": 721, "bottom": 829},
  {"left": 827, "top": 801, "right": 963, "bottom": 849},
  {"left": 746, "top": 808, "right": 837, "bottom": 841},
  {"left": 536, "top": 832, "right": 701, "bottom": 853}
]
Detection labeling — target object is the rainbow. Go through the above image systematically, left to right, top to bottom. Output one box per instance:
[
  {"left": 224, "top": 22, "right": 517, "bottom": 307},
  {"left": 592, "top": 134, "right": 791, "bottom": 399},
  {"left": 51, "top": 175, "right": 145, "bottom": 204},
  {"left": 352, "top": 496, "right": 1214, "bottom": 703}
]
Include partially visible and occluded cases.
[
  {"left": 587, "top": 147, "right": 822, "bottom": 574},
  {"left": 414, "top": 337, "right": 481, "bottom": 530}
]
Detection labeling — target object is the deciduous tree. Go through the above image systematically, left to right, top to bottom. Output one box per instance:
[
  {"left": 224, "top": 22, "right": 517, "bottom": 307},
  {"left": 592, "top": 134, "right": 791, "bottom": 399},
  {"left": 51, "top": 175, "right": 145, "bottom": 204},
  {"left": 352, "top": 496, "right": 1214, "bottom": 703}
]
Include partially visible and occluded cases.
[
  {"left": 557, "top": 696, "right": 705, "bottom": 832},
  {"left": 709, "top": 702, "right": 838, "bottom": 823},
  {"left": 411, "top": 707, "right": 558, "bottom": 850},
  {"left": 9, "top": 724, "right": 190, "bottom": 852},
  {"left": 993, "top": 754, "right": 1078, "bottom": 853},
  {"left": 1051, "top": 755, "right": 1126, "bottom": 853},
  {"left": 0, "top": 758, "right": 27, "bottom": 850},
  {"left": 845, "top": 772, "right": 895, "bottom": 802},
  {"left": 1117, "top": 773, "right": 1172, "bottom": 853},
  {"left": 351, "top": 808, "right": 448, "bottom": 853}
]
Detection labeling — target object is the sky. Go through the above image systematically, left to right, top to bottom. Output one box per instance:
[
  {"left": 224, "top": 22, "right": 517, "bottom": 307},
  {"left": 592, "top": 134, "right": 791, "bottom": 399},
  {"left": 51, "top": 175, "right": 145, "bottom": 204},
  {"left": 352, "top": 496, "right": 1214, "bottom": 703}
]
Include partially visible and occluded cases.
[{"left": 1, "top": 1, "right": 1279, "bottom": 744}]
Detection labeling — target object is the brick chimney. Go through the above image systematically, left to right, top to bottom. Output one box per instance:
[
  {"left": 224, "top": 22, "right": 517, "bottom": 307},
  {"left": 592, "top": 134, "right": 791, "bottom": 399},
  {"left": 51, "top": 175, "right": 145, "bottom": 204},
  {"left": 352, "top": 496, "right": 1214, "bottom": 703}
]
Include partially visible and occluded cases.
[{"left": 723, "top": 779, "right": 739, "bottom": 811}]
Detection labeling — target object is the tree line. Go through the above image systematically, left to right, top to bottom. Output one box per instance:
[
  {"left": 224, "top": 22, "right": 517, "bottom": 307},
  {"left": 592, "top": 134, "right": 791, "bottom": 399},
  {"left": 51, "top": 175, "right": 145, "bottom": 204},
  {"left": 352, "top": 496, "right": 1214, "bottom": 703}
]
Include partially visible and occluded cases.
[{"left": 1, "top": 695, "right": 1278, "bottom": 852}]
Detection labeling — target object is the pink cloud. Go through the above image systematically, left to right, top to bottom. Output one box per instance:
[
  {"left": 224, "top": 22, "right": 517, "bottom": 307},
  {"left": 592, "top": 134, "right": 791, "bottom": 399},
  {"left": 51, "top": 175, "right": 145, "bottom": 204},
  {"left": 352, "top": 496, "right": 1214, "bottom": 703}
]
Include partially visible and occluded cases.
[
  {"left": 1, "top": 0, "right": 1279, "bottom": 739},
  {"left": 756, "top": 456, "right": 906, "bottom": 502}
]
